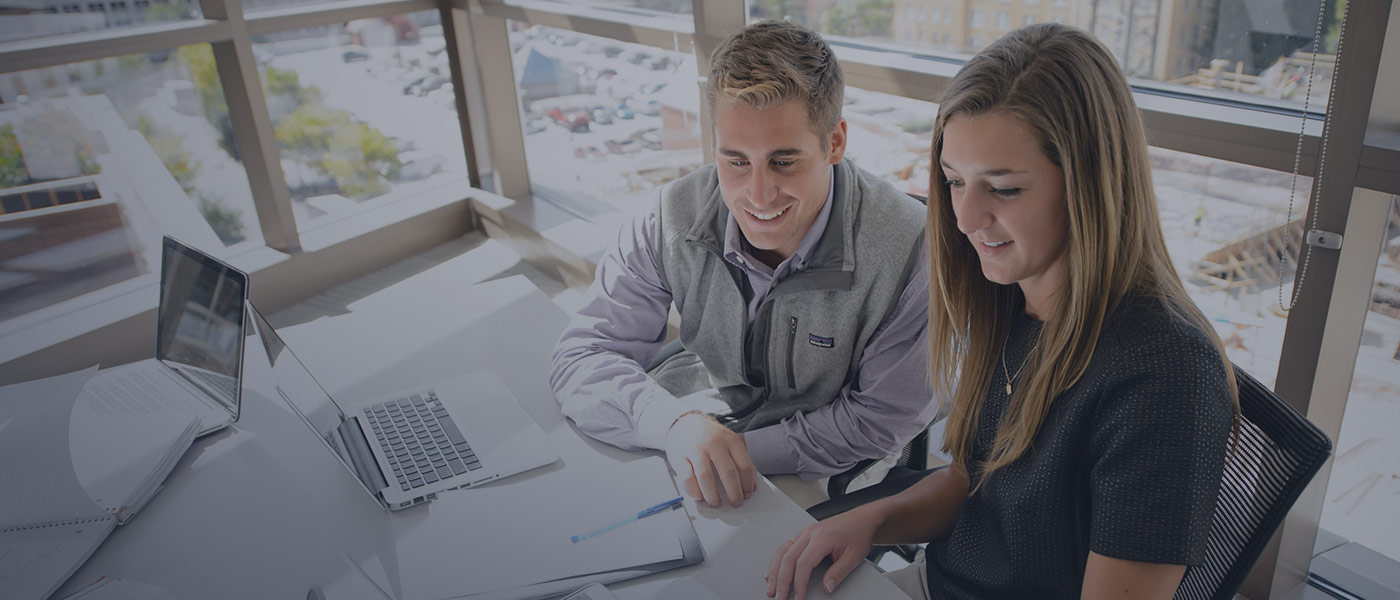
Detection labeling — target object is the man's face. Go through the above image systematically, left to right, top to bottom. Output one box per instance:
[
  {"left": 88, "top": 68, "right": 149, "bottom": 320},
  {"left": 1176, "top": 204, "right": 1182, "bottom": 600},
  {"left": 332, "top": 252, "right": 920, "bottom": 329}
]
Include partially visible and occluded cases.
[{"left": 713, "top": 99, "right": 846, "bottom": 267}]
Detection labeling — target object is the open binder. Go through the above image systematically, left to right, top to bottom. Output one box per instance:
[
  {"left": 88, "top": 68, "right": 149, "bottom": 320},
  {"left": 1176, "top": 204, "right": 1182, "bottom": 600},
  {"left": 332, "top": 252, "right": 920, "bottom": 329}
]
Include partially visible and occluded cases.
[{"left": 0, "top": 367, "right": 201, "bottom": 600}]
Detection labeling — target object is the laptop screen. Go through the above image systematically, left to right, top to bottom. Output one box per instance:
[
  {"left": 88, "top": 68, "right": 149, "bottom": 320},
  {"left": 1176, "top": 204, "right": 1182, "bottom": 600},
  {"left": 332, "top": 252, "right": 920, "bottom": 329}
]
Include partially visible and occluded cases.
[
  {"left": 156, "top": 236, "right": 247, "bottom": 414},
  {"left": 246, "top": 305, "right": 375, "bottom": 497}
]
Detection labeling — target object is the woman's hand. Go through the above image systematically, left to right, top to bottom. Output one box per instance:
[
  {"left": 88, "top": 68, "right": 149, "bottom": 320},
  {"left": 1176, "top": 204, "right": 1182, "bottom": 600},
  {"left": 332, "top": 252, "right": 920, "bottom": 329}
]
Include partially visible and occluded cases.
[{"left": 764, "top": 506, "right": 882, "bottom": 600}]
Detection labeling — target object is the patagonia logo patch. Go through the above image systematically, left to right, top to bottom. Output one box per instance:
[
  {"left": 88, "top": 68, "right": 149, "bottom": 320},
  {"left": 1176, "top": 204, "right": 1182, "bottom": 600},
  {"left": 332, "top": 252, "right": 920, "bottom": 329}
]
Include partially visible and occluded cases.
[{"left": 808, "top": 333, "right": 834, "bottom": 349}]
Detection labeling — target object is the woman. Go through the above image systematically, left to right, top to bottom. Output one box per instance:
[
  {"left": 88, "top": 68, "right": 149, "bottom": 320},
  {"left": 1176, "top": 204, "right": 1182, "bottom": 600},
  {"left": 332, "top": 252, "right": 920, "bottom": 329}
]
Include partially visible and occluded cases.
[{"left": 764, "top": 23, "right": 1238, "bottom": 600}]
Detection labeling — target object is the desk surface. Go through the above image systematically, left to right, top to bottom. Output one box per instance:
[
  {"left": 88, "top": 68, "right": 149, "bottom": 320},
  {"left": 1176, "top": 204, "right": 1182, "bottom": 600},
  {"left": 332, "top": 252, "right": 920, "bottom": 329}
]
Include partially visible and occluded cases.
[{"left": 57, "top": 253, "right": 906, "bottom": 600}]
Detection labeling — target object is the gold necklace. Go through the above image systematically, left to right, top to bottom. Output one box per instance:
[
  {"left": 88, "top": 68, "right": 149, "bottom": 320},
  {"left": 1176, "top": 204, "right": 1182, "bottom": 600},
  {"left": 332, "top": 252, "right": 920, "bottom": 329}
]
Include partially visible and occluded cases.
[{"left": 1000, "top": 333, "right": 1039, "bottom": 396}]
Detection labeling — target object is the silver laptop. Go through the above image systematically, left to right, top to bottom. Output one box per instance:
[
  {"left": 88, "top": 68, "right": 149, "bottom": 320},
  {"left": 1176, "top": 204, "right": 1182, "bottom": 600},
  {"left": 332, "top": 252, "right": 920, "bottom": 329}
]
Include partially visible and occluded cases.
[
  {"left": 78, "top": 236, "right": 244, "bottom": 436},
  {"left": 246, "top": 305, "right": 558, "bottom": 511}
]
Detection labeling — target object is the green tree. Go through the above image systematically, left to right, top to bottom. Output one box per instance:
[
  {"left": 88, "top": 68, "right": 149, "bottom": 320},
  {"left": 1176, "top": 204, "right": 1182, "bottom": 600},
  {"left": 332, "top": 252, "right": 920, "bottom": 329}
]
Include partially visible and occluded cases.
[
  {"left": 146, "top": 0, "right": 195, "bottom": 21},
  {"left": 749, "top": 0, "right": 808, "bottom": 25},
  {"left": 819, "top": 0, "right": 893, "bottom": 39},
  {"left": 178, "top": 45, "right": 239, "bottom": 160},
  {"left": 264, "top": 66, "right": 301, "bottom": 99},
  {"left": 274, "top": 104, "right": 401, "bottom": 199},
  {"left": 137, "top": 115, "right": 202, "bottom": 194},
  {"left": 322, "top": 121, "right": 401, "bottom": 197},
  {"left": 0, "top": 125, "right": 28, "bottom": 188},
  {"left": 197, "top": 193, "right": 245, "bottom": 244}
]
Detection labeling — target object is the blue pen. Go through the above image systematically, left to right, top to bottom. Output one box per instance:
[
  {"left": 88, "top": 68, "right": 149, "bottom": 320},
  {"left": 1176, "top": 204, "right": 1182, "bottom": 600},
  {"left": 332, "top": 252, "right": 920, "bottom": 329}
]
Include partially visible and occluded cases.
[{"left": 571, "top": 496, "right": 684, "bottom": 543}]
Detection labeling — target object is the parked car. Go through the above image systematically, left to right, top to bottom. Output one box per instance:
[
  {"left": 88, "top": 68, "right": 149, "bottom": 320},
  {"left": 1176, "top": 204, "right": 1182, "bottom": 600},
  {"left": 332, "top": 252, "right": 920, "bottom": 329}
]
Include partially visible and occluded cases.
[
  {"left": 342, "top": 48, "right": 370, "bottom": 62},
  {"left": 613, "top": 105, "right": 635, "bottom": 120},
  {"left": 548, "top": 107, "right": 591, "bottom": 133},
  {"left": 590, "top": 107, "right": 614, "bottom": 125},
  {"left": 631, "top": 127, "right": 662, "bottom": 150},
  {"left": 605, "top": 138, "right": 644, "bottom": 155},
  {"left": 572, "top": 145, "right": 606, "bottom": 161}
]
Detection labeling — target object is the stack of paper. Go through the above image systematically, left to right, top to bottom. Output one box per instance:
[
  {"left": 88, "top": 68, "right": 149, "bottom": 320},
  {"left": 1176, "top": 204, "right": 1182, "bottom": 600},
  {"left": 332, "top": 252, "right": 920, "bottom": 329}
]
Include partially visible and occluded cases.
[{"left": 0, "top": 368, "right": 201, "bottom": 600}]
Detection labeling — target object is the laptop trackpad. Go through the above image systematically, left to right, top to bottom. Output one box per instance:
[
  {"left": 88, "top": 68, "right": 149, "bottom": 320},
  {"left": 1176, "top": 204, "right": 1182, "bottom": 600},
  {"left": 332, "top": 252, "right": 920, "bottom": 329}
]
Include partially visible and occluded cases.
[{"left": 451, "top": 376, "right": 528, "bottom": 455}]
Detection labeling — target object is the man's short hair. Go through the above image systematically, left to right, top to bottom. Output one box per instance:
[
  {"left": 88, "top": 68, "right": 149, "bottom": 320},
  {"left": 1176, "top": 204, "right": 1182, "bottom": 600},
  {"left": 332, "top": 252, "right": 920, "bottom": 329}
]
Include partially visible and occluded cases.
[{"left": 705, "top": 20, "right": 845, "bottom": 137}]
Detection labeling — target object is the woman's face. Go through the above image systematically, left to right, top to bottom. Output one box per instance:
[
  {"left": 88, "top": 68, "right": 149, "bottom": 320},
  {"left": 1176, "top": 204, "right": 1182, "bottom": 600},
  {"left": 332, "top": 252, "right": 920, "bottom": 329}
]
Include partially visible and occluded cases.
[{"left": 940, "top": 111, "right": 1070, "bottom": 317}]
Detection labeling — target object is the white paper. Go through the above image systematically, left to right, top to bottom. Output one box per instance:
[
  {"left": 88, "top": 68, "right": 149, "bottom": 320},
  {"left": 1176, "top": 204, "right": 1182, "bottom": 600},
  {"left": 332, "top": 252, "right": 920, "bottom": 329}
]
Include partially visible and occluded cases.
[
  {"left": 0, "top": 366, "right": 103, "bottom": 527},
  {"left": 392, "top": 456, "right": 685, "bottom": 600},
  {"left": 0, "top": 518, "right": 115, "bottom": 600},
  {"left": 61, "top": 576, "right": 178, "bottom": 600},
  {"left": 649, "top": 577, "right": 725, "bottom": 600}
]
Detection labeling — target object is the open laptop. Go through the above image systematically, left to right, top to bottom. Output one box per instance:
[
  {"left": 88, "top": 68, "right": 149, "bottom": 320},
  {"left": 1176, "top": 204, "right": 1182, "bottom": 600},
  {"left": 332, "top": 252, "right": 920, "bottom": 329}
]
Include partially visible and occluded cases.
[
  {"left": 78, "top": 236, "right": 244, "bottom": 436},
  {"left": 246, "top": 305, "right": 559, "bottom": 511}
]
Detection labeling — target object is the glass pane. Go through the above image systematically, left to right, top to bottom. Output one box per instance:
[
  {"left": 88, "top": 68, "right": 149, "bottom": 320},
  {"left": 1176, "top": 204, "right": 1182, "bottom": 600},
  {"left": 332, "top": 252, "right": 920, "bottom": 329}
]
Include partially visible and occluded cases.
[
  {"left": 0, "top": 0, "right": 202, "bottom": 44},
  {"left": 502, "top": 0, "right": 692, "bottom": 15},
  {"left": 749, "top": 0, "right": 1340, "bottom": 109},
  {"left": 251, "top": 11, "right": 470, "bottom": 232},
  {"left": 509, "top": 22, "right": 702, "bottom": 223},
  {"left": 0, "top": 44, "right": 257, "bottom": 322},
  {"left": 844, "top": 87, "right": 936, "bottom": 198},
  {"left": 1154, "top": 146, "right": 1311, "bottom": 386},
  {"left": 1316, "top": 196, "right": 1400, "bottom": 564}
]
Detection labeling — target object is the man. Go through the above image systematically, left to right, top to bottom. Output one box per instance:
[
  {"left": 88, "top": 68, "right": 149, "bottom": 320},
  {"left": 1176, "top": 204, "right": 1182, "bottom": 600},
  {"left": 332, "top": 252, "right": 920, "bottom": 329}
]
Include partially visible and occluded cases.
[{"left": 550, "top": 20, "right": 936, "bottom": 508}]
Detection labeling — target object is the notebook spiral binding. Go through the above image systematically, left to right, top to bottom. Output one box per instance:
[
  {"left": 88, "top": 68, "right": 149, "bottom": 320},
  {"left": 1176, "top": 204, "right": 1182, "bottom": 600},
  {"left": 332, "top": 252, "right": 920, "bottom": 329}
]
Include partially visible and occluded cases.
[{"left": 1, "top": 515, "right": 113, "bottom": 532}]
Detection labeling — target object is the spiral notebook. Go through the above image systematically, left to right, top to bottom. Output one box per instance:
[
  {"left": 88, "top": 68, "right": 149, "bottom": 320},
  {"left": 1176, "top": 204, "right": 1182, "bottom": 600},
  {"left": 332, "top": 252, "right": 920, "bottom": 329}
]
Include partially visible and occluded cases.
[{"left": 0, "top": 367, "right": 201, "bottom": 600}]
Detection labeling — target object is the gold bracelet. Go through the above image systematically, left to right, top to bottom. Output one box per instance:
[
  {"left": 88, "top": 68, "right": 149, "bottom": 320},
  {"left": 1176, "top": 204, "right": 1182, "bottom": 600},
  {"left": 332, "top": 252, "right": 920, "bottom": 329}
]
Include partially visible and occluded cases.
[{"left": 669, "top": 410, "right": 708, "bottom": 431}]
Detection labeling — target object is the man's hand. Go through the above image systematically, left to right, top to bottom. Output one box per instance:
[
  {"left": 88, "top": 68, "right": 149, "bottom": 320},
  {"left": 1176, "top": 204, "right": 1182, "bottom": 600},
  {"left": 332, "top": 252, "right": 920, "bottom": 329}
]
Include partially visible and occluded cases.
[{"left": 664, "top": 412, "right": 758, "bottom": 507}]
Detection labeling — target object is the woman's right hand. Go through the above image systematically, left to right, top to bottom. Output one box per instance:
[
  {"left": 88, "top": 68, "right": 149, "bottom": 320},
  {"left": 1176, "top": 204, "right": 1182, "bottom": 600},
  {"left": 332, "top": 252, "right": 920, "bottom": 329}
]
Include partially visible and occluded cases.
[{"left": 764, "top": 506, "right": 882, "bottom": 600}]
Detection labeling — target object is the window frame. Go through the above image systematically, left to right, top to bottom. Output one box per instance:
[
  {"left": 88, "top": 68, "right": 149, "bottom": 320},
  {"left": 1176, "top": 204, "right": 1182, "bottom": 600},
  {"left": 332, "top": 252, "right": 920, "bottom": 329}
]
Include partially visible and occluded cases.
[{"left": 1, "top": 0, "right": 1397, "bottom": 596}]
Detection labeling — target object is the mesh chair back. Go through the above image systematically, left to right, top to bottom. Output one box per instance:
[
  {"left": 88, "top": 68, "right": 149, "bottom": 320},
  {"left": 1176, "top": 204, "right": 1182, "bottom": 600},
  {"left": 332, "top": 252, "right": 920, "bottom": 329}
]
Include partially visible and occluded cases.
[{"left": 1174, "top": 365, "right": 1332, "bottom": 600}]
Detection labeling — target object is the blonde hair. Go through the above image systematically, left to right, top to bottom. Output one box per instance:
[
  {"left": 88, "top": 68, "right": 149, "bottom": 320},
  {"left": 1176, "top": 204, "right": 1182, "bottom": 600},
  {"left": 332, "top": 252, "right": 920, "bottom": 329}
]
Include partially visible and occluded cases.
[
  {"left": 705, "top": 20, "right": 844, "bottom": 137},
  {"left": 927, "top": 23, "right": 1239, "bottom": 481}
]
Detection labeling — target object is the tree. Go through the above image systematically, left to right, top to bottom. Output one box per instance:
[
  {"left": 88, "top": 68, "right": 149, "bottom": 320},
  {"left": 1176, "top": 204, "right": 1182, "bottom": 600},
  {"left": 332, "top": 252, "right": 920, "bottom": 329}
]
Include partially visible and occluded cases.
[
  {"left": 146, "top": 0, "right": 195, "bottom": 21},
  {"left": 749, "top": 0, "right": 808, "bottom": 25},
  {"left": 819, "top": 0, "right": 893, "bottom": 39},
  {"left": 178, "top": 45, "right": 239, "bottom": 160},
  {"left": 264, "top": 66, "right": 302, "bottom": 100},
  {"left": 274, "top": 104, "right": 401, "bottom": 199},
  {"left": 136, "top": 115, "right": 202, "bottom": 195},
  {"left": 321, "top": 121, "right": 401, "bottom": 198},
  {"left": 0, "top": 125, "right": 27, "bottom": 188},
  {"left": 197, "top": 193, "right": 245, "bottom": 244}
]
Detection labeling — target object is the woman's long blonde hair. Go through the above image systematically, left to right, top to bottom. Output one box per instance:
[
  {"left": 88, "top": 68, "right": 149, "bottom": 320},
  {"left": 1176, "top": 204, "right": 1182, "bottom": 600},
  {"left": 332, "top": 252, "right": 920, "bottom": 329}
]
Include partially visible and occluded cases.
[{"left": 927, "top": 23, "right": 1239, "bottom": 480}]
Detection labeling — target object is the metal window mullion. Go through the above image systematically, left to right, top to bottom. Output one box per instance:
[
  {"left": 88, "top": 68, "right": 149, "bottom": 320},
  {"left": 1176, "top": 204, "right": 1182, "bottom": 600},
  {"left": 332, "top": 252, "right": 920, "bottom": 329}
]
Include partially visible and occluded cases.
[
  {"left": 200, "top": 0, "right": 301, "bottom": 252},
  {"left": 440, "top": 0, "right": 481, "bottom": 189},
  {"left": 464, "top": 0, "right": 528, "bottom": 199},
  {"left": 692, "top": 0, "right": 747, "bottom": 164},
  {"left": 1243, "top": 0, "right": 1394, "bottom": 597},
  {"left": 0, "top": 20, "right": 233, "bottom": 73}
]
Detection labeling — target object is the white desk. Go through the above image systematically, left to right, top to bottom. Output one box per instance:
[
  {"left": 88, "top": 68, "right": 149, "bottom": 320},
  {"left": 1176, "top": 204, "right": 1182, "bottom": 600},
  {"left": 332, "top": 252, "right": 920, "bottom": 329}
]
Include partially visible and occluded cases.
[{"left": 55, "top": 255, "right": 907, "bottom": 600}]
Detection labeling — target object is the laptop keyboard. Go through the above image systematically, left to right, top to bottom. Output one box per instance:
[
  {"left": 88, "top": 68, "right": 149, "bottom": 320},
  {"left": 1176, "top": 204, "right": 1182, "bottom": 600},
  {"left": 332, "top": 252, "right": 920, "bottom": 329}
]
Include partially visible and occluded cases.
[
  {"left": 186, "top": 368, "right": 238, "bottom": 400},
  {"left": 364, "top": 392, "right": 482, "bottom": 492}
]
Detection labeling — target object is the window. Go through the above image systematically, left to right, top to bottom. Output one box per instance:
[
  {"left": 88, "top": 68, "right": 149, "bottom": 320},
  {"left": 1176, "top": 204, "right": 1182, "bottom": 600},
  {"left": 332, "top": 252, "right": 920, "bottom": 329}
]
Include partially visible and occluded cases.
[
  {"left": 970, "top": 9, "right": 984, "bottom": 27},
  {"left": 996, "top": 11, "right": 1009, "bottom": 30},
  {"left": 250, "top": 12, "right": 468, "bottom": 233},
  {"left": 1023, "top": 14, "right": 1035, "bottom": 26},
  {"left": 509, "top": 22, "right": 702, "bottom": 223},
  {"left": 0, "top": 46, "right": 256, "bottom": 321},
  {"left": 843, "top": 88, "right": 937, "bottom": 197},
  {"left": 1148, "top": 147, "right": 1311, "bottom": 387},
  {"left": 1314, "top": 197, "right": 1400, "bottom": 566}
]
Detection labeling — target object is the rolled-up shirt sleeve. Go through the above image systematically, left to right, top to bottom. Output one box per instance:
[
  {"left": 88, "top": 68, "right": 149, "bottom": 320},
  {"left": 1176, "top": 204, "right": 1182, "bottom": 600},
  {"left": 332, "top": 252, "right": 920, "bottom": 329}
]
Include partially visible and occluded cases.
[
  {"left": 549, "top": 208, "right": 694, "bottom": 452},
  {"left": 743, "top": 243, "right": 939, "bottom": 479}
]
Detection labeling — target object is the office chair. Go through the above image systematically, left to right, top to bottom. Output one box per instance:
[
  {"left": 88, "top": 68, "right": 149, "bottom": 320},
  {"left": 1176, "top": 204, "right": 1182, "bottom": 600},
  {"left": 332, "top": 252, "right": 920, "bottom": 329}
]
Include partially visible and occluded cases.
[
  {"left": 804, "top": 364, "right": 1333, "bottom": 595},
  {"left": 1174, "top": 364, "right": 1332, "bottom": 599}
]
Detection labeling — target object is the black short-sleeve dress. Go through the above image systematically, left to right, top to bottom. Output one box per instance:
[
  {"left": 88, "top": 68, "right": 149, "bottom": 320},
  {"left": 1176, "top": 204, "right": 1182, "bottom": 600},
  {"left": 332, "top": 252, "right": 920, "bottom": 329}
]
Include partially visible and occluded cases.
[{"left": 925, "top": 296, "right": 1234, "bottom": 599}]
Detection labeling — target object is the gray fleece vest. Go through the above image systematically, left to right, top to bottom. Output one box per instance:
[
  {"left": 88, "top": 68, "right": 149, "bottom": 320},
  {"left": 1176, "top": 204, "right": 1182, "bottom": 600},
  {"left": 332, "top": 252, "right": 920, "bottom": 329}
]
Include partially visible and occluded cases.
[{"left": 650, "top": 158, "right": 926, "bottom": 432}]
